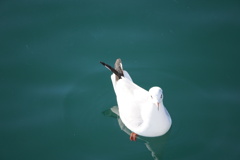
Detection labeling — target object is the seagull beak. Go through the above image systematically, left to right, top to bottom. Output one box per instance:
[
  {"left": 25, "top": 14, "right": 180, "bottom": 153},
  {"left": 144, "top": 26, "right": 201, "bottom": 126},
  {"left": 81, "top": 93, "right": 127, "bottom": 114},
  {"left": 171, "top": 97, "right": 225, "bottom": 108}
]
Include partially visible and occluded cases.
[{"left": 155, "top": 102, "right": 160, "bottom": 111}]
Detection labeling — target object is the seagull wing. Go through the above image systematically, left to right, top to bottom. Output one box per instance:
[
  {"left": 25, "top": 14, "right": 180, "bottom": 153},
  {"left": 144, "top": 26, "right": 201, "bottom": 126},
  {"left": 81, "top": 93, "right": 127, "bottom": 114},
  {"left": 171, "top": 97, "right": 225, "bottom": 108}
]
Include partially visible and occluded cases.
[{"left": 115, "top": 77, "right": 150, "bottom": 128}]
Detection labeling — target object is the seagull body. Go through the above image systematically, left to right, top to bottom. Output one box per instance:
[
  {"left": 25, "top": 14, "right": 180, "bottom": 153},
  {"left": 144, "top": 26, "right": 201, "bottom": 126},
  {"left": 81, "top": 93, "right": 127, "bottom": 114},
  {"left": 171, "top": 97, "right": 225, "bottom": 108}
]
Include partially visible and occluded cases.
[{"left": 100, "top": 59, "right": 172, "bottom": 140}]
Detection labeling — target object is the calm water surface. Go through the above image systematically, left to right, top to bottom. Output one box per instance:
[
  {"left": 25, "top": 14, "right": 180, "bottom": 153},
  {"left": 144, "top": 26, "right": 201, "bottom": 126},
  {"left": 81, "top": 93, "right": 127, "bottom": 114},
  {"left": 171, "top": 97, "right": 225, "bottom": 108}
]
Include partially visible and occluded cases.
[{"left": 1, "top": 0, "right": 240, "bottom": 160}]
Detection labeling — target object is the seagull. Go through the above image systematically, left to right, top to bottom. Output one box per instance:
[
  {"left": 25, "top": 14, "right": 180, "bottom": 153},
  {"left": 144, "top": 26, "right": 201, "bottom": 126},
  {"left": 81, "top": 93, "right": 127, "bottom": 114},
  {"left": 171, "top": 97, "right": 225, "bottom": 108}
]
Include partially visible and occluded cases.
[{"left": 100, "top": 59, "right": 172, "bottom": 141}]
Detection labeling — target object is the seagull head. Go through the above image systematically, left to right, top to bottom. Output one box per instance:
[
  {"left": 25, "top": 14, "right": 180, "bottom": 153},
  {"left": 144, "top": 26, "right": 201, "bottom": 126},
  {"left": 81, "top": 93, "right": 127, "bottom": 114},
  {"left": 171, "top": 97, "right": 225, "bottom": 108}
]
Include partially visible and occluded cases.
[{"left": 149, "top": 87, "right": 163, "bottom": 110}]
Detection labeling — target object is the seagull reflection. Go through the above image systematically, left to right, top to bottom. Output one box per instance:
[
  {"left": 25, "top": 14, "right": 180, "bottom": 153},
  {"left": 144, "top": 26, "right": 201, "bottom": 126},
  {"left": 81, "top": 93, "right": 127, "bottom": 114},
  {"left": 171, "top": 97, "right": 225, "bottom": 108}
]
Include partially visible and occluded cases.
[{"left": 103, "top": 106, "right": 171, "bottom": 160}]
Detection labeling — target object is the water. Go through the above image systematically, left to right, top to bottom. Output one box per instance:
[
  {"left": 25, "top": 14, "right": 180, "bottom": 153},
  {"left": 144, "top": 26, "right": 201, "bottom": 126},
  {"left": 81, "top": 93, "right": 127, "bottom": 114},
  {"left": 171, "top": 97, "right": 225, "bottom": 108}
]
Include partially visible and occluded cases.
[{"left": 1, "top": 0, "right": 240, "bottom": 159}]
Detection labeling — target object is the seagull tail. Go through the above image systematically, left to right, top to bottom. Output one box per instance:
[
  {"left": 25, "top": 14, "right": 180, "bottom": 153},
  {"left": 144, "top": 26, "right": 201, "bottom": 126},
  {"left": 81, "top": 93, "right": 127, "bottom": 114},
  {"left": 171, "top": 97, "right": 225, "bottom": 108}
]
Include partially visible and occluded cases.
[
  {"left": 114, "top": 58, "right": 124, "bottom": 81},
  {"left": 100, "top": 59, "right": 124, "bottom": 80}
]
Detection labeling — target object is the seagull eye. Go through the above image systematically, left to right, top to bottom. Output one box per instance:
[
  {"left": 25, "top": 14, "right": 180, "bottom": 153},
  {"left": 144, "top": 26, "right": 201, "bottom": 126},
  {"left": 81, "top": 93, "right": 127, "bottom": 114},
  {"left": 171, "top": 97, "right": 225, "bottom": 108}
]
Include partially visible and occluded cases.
[
  {"left": 160, "top": 94, "right": 163, "bottom": 99},
  {"left": 151, "top": 95, "right": 153, "bottom": 98}
]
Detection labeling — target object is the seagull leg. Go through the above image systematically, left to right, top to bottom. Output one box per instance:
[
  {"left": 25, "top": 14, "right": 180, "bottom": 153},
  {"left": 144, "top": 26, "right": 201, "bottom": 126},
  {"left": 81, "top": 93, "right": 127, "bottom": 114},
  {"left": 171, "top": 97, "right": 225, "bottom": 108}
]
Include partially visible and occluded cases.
[{"left": 130, "top": 132, "right": 138, "bottom": 141}]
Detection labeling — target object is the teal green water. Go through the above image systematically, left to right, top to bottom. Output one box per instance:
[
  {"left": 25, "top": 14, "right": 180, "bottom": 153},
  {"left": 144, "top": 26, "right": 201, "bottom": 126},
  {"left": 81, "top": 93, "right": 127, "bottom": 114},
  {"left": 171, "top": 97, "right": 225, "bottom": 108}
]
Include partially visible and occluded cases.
[{"left": 1, "top": 0, "right": 240, "bottom": 159}]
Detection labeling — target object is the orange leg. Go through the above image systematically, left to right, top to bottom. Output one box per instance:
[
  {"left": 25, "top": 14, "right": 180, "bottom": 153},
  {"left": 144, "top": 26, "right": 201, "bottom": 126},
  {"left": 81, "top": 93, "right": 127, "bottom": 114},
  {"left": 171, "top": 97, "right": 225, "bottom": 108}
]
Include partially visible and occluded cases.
[{"left": 130, "top": 132, "right": 138, "bottom": 141}]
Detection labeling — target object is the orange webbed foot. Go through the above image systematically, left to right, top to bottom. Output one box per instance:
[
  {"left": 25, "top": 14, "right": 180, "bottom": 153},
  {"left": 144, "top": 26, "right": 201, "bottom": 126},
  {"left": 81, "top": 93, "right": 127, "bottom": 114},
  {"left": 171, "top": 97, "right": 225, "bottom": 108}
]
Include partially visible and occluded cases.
[{"left": 130, "top": 132, "right": 138, "bottom": 141}]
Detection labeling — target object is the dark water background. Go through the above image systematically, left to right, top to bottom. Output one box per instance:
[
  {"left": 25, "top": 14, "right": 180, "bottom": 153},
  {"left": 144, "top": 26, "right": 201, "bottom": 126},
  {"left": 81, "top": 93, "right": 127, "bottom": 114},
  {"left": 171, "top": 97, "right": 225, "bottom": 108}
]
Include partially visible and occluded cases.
[{"left": 1, "top": 0, "right": 240, "bottom": 159}]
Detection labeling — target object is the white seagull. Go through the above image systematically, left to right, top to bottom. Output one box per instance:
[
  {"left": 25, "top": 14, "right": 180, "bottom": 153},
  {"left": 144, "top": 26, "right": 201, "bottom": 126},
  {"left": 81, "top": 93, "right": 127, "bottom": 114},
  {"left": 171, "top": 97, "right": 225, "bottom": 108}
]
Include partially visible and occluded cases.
[{"left": 100, "top": 59, "right": 172, "bottom": 141}]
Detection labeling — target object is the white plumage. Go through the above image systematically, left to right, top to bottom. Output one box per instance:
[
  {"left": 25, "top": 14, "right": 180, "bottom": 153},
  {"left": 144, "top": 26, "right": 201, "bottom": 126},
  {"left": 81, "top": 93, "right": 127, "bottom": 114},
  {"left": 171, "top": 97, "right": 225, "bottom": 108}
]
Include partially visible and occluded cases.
[{"left": 101, "top": 59, "right": 172, "bottom": 138}]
